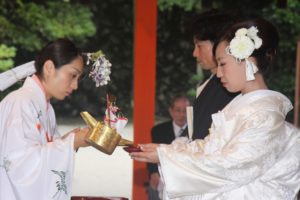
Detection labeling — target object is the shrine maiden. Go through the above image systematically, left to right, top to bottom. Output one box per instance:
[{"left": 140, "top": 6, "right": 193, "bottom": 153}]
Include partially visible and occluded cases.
[{"left": 0, "top": 39, "right": 90, "bottom": 200}]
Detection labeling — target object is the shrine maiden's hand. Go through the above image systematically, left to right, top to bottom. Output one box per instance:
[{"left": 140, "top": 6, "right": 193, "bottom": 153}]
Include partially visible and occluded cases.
[
  {"left": 61, "top": 127, "right": 81, "bottom": 140},
  {"left": 73, "top": 127, "right": 90, "bottom": 150},
  {"left": 130, "top": 143, "right": 160, "bottom": 163}
]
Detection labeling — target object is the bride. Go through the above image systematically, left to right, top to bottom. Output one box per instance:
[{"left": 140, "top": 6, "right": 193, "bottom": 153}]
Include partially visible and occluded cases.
[{"left": 131, "top": 18, "right": 300, "bottom": 200}]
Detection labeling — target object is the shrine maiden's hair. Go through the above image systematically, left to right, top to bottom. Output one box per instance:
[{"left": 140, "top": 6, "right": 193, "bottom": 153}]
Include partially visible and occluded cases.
[{"left": 34, "top": 38, "right": 83, "bottom": 76}]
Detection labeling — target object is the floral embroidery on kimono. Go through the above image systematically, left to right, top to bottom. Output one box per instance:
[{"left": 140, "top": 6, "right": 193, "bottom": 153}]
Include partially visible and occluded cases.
[
  {"left": 0, "top": 157, "right": 11, "bottom": 172},
  {"left": 52, "top": 170, "right": 68, "bottom": 199}
]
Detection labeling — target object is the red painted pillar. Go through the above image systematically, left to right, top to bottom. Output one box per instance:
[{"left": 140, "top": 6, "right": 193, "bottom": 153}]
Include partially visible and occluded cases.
[{"left": 133, "top": 0, "right": 157, "bottom": 199}]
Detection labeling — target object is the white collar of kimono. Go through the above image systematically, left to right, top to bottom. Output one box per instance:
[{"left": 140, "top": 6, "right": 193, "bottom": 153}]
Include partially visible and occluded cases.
[
  {"left": 31, "top": 74, "right": 46, "bottom": 96},
  {"left": 31, "top": 75, "right": 50, "bottom": 109},
  {"left": 23, "top": 76, "right": 50, "bottom": 111}
]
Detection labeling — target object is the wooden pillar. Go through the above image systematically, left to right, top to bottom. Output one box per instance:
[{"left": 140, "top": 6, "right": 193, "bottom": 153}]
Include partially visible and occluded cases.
[
  {"left": 133, "top": 0, "right": 157, "bottom": 199},
  {"left": 294, "top": 39, "right": 300, "bottom": 127}
]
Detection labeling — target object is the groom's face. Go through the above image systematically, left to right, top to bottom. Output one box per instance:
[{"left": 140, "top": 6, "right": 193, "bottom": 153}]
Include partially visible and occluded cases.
[{"left": 193, "top": 39, "right": 216, "bottom": 71}]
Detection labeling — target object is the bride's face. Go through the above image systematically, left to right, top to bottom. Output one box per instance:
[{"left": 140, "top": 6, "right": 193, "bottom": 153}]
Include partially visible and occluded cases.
[{"left": 215, "top": 41, "right": 247, "bottom": 93}]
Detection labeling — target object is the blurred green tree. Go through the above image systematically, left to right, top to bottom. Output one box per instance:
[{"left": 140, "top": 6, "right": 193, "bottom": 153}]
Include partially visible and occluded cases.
[
  {"left": 0, "top": 0, "right": 96, "bottom": 69},
  {"left": 158, "top": 0, "right": 201, "bottom": 11},
  {"left": 0, "top": 44, "right": 16, "bottom": 71}
]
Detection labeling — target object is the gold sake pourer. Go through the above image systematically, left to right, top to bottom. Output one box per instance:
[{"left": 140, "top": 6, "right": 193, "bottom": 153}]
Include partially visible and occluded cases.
[{"left": 80, "top": 111, "right": 133, "bottom": 155}]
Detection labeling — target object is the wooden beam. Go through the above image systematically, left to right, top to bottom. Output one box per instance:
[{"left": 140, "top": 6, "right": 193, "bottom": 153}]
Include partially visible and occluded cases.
[{"left": 133, "top": 0, "right": 157, "bottom": 199}]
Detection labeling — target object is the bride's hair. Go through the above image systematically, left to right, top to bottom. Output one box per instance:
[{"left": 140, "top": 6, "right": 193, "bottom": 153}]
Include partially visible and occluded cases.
[{"left": 214, "top": 18, "right": 279, "bottom": 75}]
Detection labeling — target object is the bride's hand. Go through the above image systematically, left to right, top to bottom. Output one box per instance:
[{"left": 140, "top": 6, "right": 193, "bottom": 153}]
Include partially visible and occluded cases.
[{"left": 130, "top": 143, "right": 160, "bottom": 163}]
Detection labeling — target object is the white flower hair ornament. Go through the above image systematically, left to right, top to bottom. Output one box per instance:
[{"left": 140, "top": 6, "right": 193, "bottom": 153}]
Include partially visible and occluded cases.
[
  {"left": 226, "top": 26, "right": 263, "bottom": 81},
  {"left": 85, "top": 50, "right": 112, "bottom": 87}
]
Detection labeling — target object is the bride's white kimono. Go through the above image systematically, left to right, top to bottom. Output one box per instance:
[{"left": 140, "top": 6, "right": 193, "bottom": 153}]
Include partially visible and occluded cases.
[
  {"left": 0, "top": 77, "right": 75, "bottom": 200},
  {"left": 158, "top": 90, "right": 300, "bottom": 200}
]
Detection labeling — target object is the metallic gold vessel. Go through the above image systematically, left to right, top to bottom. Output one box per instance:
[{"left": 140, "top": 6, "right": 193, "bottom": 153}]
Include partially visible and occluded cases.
[{"left": 80, "top": 111, "right": 133, "bottom": 155}]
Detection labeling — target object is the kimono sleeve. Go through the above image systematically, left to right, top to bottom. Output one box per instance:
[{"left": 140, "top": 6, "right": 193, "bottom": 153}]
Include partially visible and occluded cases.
[
  {"left": 3, "top": 98, "right": 75, "bottom": 200},
  {"left": 157, "top": 109, "right": 289, "bottom": 198}
]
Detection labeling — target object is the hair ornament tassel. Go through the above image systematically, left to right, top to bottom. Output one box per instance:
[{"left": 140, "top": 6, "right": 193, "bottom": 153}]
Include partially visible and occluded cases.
[{"left": 245, "top": 59, "right": 258, "bottom": 81}]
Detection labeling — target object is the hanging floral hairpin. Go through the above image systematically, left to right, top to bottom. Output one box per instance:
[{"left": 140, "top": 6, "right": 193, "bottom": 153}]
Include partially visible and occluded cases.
[
  {"left": 226, "top": 26, "right": 263, "bottom": 81},
  {"left": 85, "top": 50, "right": 112, "bottom": 87}
]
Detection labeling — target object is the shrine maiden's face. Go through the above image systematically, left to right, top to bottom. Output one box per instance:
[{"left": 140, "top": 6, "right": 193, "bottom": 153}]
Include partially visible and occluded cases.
[
  {"left": 193, "top": 39, "right": 216, "bottom": 72},
  {"left": 215, "top": 41, "right": 247, "bottom": 93},
  {"left": 44, "top": 56, "right": 84, "bottom": 100},
  {"left": 169, "top": 98, "right": 190, "bottom": 127}
]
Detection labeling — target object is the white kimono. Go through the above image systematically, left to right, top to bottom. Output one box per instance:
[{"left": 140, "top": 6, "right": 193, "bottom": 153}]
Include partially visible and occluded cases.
[
  {"left": 0, "top": 77, "right": 75, "bottom": 200},
  {"left": 158, "top": 90, "right": 300, "bottom": 200}
]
